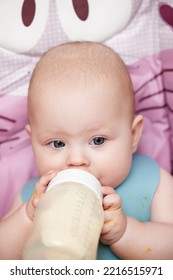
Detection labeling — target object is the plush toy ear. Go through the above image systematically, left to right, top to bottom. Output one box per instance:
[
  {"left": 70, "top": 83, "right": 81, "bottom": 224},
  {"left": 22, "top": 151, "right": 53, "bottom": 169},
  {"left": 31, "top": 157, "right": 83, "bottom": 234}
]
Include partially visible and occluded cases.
[
  {"left": 0, "top": 0, "right": 49, "bottom": 52},
  {"left": 57, "top": 0, "right": 133, "bottom": 42},
  {"left": 131, "top": 115, "right": 144, "bottom": 153}
]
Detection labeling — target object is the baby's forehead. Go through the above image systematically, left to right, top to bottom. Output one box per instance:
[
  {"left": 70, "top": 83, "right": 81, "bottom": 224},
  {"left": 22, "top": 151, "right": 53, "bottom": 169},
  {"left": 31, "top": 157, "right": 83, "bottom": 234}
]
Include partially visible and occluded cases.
[
  {"left": 29, "top": 42, "right": 133, "bottom": 112},
  {"left": 36, "top": 42, "right": 126, "bottom": 77}
]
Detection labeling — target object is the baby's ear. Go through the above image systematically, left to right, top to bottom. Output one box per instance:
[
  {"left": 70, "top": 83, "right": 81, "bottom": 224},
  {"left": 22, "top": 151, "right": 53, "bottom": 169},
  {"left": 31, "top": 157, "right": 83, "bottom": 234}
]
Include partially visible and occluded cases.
[
  {"left": 131, "top": 115, "right": 143, "bottom": 153},
  {"left": 25, "top": 124, "right": 32, "bottom": 136}
]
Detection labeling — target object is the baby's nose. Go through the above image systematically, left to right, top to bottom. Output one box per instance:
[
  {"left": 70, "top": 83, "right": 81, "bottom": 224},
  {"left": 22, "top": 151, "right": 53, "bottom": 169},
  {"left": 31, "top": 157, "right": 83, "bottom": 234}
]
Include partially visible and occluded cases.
[{"left": 67, "top": 149, "right": 89, "bottom": 168}]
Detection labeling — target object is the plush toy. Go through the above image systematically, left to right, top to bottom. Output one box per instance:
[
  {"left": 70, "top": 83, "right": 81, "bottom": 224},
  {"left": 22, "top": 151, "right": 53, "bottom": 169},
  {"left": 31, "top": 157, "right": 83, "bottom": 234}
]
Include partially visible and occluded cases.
[{"left": 0, "top": 0, "right": 173, "bottom": 218}]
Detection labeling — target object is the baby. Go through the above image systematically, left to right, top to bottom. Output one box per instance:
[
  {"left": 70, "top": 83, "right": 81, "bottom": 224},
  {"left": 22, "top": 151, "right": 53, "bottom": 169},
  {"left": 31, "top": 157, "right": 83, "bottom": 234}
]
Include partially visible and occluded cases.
[{"left": 1, "top": 42, "right": 173, "bottom": 260}]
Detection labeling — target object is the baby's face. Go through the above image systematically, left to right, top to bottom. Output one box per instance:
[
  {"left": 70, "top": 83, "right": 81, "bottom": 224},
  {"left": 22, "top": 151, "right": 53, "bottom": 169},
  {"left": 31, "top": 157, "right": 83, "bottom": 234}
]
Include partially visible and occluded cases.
[{"left": 29, "top": 75, "right": 135, "bottom": 188}]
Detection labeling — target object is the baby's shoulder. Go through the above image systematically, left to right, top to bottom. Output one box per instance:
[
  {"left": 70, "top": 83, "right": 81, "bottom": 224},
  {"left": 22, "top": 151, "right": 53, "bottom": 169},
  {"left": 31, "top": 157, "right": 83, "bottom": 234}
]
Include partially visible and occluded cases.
[{"left": 151, "top": 168, "right": 173, "bottom": 223}]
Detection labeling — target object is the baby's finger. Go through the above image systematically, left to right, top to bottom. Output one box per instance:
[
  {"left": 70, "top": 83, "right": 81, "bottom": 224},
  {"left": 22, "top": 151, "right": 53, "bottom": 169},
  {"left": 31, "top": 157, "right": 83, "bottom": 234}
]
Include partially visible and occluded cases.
[
  {"left": 26, "top": 170, "right": 57, "bottom": 221},
  {"left": 31, "top": 170, "right": 57, "bottom": 209},
  {"left": 35, "top": 170, "right": 57, "bottom": 197},
  {"left": 38, "top": 170, "right": 58, "bottom": 188},
  {"left": 101, "top": 186, "right": 116, "bottom": 196},
  {"left": 103, "top": 192, "right": 122, "bottom": 211},
  {"left": 104, "top": 207, "right": 120, "bottom": 223}
]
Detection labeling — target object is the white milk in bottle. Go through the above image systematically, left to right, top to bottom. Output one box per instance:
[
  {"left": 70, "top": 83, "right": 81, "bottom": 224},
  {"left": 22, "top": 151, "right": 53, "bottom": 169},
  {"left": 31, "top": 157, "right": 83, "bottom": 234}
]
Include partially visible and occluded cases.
[{"left": 23, "top": 169, "right": 104, "bottom": 259}]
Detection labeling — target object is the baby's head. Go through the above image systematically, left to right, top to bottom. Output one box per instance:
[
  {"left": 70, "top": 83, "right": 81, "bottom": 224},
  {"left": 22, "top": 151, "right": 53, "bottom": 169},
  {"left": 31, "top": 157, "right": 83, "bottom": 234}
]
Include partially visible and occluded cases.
[
  {"left": 28, "top": 41, "right": 135, "bottom": 123},
  {"left": 27, "top": 42, "right": 143, "bottom": 188}
]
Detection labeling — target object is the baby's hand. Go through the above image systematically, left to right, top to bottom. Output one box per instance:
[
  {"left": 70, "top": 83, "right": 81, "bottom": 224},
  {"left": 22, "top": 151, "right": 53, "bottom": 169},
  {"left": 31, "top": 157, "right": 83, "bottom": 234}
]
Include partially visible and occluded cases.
[
  {"left": 26, "top": 170, "right": 57, "bottom": 221},
  {"left": 100, "top": 186, "right": 127, "bottom": 245}
]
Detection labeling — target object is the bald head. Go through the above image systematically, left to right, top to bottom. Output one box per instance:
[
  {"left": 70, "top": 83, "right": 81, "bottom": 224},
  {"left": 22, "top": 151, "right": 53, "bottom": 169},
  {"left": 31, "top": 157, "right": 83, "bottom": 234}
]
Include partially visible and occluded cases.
[{"left": 28, "top": 41, "right": 134, "bottom": 122}]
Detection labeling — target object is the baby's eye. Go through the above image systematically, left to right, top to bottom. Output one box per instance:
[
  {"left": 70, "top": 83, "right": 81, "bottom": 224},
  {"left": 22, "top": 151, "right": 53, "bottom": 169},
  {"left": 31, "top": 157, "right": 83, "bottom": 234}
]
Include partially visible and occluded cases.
[
  {"left": 90, "top": 137, "right": 106, "bottom": 146},
  {"left": 49, "top": 140, "right": 65, "bottom": 149}
]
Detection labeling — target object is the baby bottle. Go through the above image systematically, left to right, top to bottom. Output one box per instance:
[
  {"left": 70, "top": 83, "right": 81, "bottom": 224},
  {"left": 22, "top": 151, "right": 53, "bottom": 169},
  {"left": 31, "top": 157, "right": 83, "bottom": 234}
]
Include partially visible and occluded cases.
[{"left": 22, "top": 169, "right": 104, "bottom": 259}]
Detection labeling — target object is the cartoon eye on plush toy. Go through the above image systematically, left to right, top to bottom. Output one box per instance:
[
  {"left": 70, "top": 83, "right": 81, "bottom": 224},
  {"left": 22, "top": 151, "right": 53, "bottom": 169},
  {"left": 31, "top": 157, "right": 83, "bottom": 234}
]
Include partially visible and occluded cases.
[
  {"left": 0, "top": 0, "right": 173, "bottom": 225},
  {"left": 0, "top": 0, "right": 49, "bottom": 52},
  {"left": 0, "top": 0, "right": 133, "bottom": 53},
  {"left": 57, "top": 0, "right": 133, "bottom": 42}
]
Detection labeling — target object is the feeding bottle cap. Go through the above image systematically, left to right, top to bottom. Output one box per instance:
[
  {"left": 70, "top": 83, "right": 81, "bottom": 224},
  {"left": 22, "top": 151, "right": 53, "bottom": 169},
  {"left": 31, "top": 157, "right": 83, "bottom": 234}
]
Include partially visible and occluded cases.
[{"left": 47, "top": 169, "right": 102, "bottom": 201}]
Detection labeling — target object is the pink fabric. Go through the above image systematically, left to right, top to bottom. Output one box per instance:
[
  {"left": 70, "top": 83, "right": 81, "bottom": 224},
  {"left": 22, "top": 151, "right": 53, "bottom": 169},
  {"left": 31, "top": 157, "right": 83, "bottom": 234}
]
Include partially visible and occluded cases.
[
  {"left": 130, "top": 49, "right": 173, "bottom": 173},
  {"left": 0, "top": 95, "right": 37, "bottom": 218}
]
